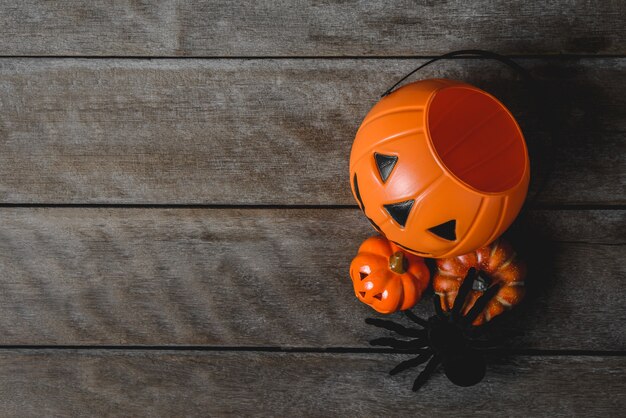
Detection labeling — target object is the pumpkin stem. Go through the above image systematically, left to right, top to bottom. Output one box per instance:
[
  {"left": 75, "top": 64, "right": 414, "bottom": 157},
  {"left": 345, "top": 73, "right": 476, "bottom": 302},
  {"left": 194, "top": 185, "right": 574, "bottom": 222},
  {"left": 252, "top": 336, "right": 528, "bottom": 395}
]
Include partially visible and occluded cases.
[{"left": 389, "top": 251, "right": 407, "bottom": 274}]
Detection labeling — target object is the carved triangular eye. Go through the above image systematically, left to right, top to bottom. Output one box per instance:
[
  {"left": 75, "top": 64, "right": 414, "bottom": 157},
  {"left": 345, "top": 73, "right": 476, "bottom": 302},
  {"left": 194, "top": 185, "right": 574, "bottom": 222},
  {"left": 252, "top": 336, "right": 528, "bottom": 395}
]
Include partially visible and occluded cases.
[
  {"left": 374, "top": 153, "right": 398, "bottom": 183},
  {"left": 384, "top": 199, "right": 414, "bottom": 227},
  {"left": 428, "top": 219, "right": 457, "bottom": 241}
]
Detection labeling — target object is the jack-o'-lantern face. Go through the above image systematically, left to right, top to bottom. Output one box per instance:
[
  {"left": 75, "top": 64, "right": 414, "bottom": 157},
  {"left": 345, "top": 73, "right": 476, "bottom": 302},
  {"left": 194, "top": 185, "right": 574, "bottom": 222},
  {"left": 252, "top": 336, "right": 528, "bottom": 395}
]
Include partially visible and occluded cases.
[{"left": 349, "top": 79, "right": 529, "bottom": 258}]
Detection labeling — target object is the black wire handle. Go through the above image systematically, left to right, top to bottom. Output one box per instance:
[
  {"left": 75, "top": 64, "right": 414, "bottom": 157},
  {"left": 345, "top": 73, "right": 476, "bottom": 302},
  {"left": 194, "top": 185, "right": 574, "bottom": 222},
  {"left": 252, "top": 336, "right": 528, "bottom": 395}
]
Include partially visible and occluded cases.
[
  {"left": 380, "top": 49, "right": 559, "bottom": 210},
  {"left": 381, "top": 49, "right": 532, "bottom": 97}
]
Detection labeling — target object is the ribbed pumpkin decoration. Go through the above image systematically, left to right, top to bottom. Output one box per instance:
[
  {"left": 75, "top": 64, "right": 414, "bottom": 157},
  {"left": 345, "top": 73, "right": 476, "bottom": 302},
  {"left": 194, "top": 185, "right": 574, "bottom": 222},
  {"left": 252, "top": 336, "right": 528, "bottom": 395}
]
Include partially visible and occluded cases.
[
  {"left": 350, "top": 79, "right": 530, "bottom": 258},
  {"left": 349, "top": 235, "right": 430, "bottom": 314},
  {"left": 433, "top": 238, "right": 526, "bottom": 325}
]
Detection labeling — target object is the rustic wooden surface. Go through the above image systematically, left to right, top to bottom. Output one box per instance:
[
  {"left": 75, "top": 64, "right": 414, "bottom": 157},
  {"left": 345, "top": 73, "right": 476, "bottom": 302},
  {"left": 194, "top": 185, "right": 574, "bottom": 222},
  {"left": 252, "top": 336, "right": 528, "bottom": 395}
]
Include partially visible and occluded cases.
[
  {"left": 0, "top": 0, "right": 624, "bottom": 56},
  {"left": 0, "top": 1, "right": 624, "bottom": 416},
  {"left": 0, "top": 58, "right": 623, "bottom": 205},
  {"left": 0, "top": 208, "right": 623, "bottom": 351},
  {"left": 0, "top": 350, "right": 623, "bottom": 417}
]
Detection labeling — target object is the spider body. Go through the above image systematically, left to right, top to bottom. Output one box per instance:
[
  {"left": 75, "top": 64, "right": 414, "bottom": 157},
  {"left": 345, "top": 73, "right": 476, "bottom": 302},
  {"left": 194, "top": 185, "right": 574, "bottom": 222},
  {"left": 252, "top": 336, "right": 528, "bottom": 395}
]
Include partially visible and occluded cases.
[
  {"left": 366, "top": 267, "right": 500, "bottom": 391},
  {"left": 426, "top": 314, "right": 486, "bottom": 387}
]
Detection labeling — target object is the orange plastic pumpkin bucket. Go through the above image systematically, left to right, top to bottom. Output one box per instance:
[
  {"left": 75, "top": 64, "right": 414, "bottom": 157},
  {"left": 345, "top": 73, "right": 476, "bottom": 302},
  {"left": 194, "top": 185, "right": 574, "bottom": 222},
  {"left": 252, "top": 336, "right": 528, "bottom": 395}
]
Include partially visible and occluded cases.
[{"left": 349, "top": 79, "right": 529, "bottom": 258}]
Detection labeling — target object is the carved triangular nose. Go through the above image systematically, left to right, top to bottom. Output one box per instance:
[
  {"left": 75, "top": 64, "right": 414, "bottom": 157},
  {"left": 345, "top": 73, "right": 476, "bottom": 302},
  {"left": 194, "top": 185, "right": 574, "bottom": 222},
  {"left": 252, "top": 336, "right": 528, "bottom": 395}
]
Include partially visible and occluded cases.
[
  {"left": 374, "top": 153, "right": 398, "bottom": 183},
  {"left": 384, "top": 199, "right": 414, "bottom": 227},
  {"left": 428, "top": 219, "right": 457, "bottom": 241}
]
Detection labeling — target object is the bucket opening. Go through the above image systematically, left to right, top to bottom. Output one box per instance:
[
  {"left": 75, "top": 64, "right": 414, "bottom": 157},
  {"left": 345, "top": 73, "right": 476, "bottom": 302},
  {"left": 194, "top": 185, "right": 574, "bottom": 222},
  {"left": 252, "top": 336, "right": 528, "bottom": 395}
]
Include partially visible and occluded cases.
[{"left": 427, "top": 86, "right": 526, "bottom": 193}]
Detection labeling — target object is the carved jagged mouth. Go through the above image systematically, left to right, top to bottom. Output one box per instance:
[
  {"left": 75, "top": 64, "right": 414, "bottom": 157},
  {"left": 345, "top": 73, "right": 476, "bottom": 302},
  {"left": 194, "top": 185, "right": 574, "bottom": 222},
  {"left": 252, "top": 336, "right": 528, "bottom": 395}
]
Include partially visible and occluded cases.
[
  {"left": 353, "top": 168, "right": 458, "bottom": 251},
  {"left": 352, "top": 173, "right": 365, "bottom": 211},
  {"left": 353, "top": 174, "right": 383, "bottom": 234},
  {"left": 391, "top": 241, "right": 431, "bottom": 258}
]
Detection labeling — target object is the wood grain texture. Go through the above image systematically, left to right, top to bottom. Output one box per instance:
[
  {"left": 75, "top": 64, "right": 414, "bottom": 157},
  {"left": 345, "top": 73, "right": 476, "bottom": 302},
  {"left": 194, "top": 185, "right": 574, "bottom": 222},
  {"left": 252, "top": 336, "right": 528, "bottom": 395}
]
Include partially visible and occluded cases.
[
  {"left": 0, "top": 1, "right": 624, "bottom": 56},
  {"left": 0, "top": 1, "right": 622, "bottom": 410},
  {"left": 0, "top": 58, "right": 623, "bottom": 204},
  {"left": 0, "top": 207, "right": 622, "bottom": 349},
  {"left": 0, "top": 350, "right": 623, "bottom": 416}
]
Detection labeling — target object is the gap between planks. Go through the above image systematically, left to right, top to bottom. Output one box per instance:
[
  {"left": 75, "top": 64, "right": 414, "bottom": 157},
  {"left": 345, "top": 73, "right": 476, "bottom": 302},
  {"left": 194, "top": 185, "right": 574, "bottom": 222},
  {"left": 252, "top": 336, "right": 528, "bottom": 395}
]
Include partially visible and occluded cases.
[
  {"left": 0, "top": 54, "right": 624, "bottom": 60},
  {"left": 0, "top": 204, "right": 623, "bottom": 210},
  {"left": 0, "top": 345, "right": 623, "bottom": 356}
]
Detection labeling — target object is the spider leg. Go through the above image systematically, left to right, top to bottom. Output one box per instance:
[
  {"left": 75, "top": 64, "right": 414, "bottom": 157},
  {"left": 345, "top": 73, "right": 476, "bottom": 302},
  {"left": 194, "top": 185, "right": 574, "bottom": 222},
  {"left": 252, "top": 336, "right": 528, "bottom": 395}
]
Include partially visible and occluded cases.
[
  {"left": 451, "top": 267, "right": 477, "bottom": 321},
  {"left": 462, "top": 282, "right": 501, "bottom": 328},
  {"left": 433, "top": 293, "right": 445, "bottom": 319},
  {"left": 403, "top": 310, "right": 428, "bottom": 328},
  {"left": 466, "top": 316, "right": 497, "bottom": 335},
  {"left": 365, "top": 318, "right": 426, "bottom": 338},
  {"left": 369, "top": 337, "right": 428, "bottom": 350},
  {"left": 389, "top": 351, "right": 432, "bottom": 375},
  {"left": 412, "top": 354, "right": 441, "bottom": 392}
]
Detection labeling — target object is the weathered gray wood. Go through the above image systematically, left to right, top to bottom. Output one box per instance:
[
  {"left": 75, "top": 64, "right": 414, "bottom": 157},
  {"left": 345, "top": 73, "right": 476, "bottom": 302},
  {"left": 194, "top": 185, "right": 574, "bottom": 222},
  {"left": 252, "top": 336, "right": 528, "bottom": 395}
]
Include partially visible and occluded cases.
[
  {"left": 0, "top": 1, "right": 624, "bottom": 56},
  {"left": 0, "top": 58, "right": 623, "bottom": 204},
  {"left": 0, "top": 208, "right": 622, "bottom": 349},
  {"left": 522, "top": 209, "right": 626, "bottom": 245},
  {"left": 0, "top": 350, "right": 622, "bottom": 416}
]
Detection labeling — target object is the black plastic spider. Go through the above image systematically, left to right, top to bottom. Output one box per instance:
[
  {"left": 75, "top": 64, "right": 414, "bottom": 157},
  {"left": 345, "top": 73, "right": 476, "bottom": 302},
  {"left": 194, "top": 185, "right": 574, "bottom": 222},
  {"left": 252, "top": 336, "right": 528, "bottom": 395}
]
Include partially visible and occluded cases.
[{"left": 366, "top": 267, "right": 502, "bottom": 391}]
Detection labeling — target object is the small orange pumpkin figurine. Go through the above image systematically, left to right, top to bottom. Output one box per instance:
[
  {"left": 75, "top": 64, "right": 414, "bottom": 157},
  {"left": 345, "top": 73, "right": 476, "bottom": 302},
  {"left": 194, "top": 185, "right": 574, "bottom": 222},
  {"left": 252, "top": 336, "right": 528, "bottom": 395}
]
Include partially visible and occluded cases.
[
  {"left": 349, "top": 79, "right": 530, "bottom": 258},
  {"left": 350, "top": 235, "right": 430, "bottom": 314},
  {"left": 433, "top": 238, "right": 526, "bottom": 325}
]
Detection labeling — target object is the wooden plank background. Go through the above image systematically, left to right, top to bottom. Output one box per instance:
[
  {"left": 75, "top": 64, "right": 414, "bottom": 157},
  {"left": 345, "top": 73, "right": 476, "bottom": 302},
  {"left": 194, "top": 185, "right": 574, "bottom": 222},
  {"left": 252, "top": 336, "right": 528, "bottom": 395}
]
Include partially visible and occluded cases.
[
  {"left": 0, "top": 1, "right": 623, "bottom": 416},
  {"left": 0, "top": 1, "right": 624, "bottom": 56},
  {"left": 0, "top": 58, "right": 623, "bottom": 205},
  {"left": 0, "top": 208, "right": 623, "bottom": 350},
  {"left": 0, "top": 351, "right": 623, "bottom": 416}
]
